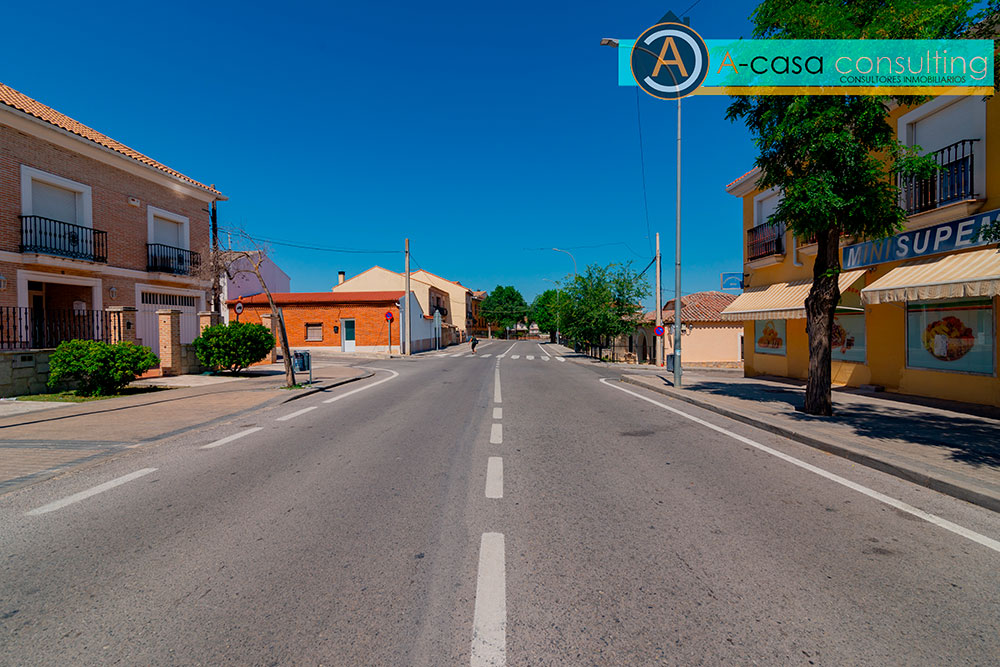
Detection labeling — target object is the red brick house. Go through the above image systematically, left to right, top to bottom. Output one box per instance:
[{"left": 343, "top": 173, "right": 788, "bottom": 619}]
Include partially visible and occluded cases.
[
  {"left": 0, "top": 82, "right": 224, "bottom": 353},
  {"left": 228, "top": 290, "right": 441, "bottom": 353}
]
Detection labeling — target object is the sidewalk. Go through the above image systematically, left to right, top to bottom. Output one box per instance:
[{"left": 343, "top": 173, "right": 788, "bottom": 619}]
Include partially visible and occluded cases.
[
  {"left": 0, "top": 364, "right": 369, "bottom": 496},
  {"left": 620, "top": 371, "right": 1000, "bottom": 513}
]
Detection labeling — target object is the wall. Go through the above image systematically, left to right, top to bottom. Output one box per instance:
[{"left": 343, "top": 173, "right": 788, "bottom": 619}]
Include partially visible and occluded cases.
[
  {"left": 221, "top": 255, "right": 291, "bottom": 323},
  {"left": 332, "top": 267, "right": 435, "bottom": 319},
  {"left": 411, "top": 270, "right": 472, "bottom": 333},
  {"left": 233, "top": 301, "right": 402, "bottom": 352},
  {"left": 663, "top": 322, "right": 743, "bottom": 362},
  {"left": 0, "top": 349, "right": 71, "bottom": 397}
]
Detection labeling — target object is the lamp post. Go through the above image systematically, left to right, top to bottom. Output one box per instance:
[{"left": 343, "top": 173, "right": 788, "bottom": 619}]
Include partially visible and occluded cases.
[
  {"left": 601, "top": 36, "right": 683, "bottom": 387},
  {"left": 552, "top": 248, "right": 577, "bottom": 277}
]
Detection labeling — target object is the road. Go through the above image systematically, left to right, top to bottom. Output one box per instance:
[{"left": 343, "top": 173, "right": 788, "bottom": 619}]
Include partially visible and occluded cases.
[{"left": 1, "top": 340, "right": 998, "bottom": 665}]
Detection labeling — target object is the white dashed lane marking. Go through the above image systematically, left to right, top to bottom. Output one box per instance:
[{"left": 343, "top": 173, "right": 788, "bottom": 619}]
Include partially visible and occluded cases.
[
  {"left": 276, "top": 406, "right": 317, "bottom": 422},
  {"left": 490, "top": 423, "right": 503, "bottom": 444},
  {"left": 200, "top": 427, "right": 263, "bottom": 450},
  {"left": 485, "top": 457, "right": 504, "bottom": 498},
  {"left": 27, "top": 468, "right": 158, "bottom": 516},
  {"left": 471, "top": 533, "right": 506, "bottom": 666}
]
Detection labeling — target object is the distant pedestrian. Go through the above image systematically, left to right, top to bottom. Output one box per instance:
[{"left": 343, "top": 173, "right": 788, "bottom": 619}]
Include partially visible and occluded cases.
[{"left": 470, "top": 335, "right": 479, "bottom": 354}]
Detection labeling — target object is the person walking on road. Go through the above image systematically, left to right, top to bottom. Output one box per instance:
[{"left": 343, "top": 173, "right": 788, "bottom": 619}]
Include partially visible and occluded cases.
[{"left": 470, "top": 335, "right": 479, "bottom": 354}]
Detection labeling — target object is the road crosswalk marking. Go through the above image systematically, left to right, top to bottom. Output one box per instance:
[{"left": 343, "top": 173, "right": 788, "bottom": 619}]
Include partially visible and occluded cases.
[
  {"left": 511, "top": 355, "right": 520, "bottom": 359},
  {"left": 526, "top": 355, "right": 534, "bottom": 360}
]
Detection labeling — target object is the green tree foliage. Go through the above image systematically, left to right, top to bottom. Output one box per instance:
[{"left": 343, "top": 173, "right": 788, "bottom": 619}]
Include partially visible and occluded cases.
[
  {"left": 726, "top": 0, "right": 987, "bottom": 415},
  {"left": 560, "top": 263, "right": 650, "bottom": 349},
  {"left": 479, "top": 285, "right": 529, "bottom": 333},
  {"left": 529, "top": 289, "right": 565, "bottom": 334},
  {"left": 193, "top": 322, "right": 275, "bottom": 374},
  {"left": 48, "top": 340, "right": 159, "bottom": 396}
]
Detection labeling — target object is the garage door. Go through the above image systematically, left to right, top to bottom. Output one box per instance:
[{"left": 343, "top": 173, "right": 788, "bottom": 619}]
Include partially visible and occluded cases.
[{"left": 137, "top": 291, "right": 199, "bottom": 352}]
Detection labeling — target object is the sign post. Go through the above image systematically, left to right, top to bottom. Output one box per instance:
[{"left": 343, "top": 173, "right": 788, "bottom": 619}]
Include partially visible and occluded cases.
[{"left": 385, "top": 311, "right": 394, "bottom": 354}]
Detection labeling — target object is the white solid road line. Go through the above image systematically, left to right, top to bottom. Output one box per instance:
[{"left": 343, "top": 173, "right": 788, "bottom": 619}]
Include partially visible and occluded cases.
[
  {"left": 496, "top": 343, "right": 516, "bottom": 359},
  {"left": 536, "top": 343, "right": 548, "bottom": 356},
  {"left": 323, "top": 368, "right": 400, "bottom": 404},
  {"left": 600, "top": 379, "right": 1000, "bottom": 554},
  {"left": 276, "top": 406, "right": 317, "bottom": 422},
  {"left": 493, "top": 407, "right": 503, "bottom": 419},
  {"left": 490, "top": 423, "right": 503, "bottom": 444},
  {"left": 200, "top": 427, "right": 263, "bottom": 450},
  {"left": 486, "top": 457, "right": 504, "bottom": 498},
  {"left": 27, "top": 468, "right": 158, "bottom": 516},
  {"left": 471, "top": 532, "right": 506, "bottom": 666}
]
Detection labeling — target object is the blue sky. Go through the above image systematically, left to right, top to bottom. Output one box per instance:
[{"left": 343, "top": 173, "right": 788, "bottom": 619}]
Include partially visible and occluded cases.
[{"left": 4, "top": 1, "right": 761, "bottom": 309}]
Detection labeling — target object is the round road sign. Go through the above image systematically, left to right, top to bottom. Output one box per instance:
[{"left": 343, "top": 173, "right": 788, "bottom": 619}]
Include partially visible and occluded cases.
[
  {"left": 630, "top": 22, "right": 710, "bottom": 100},
  {"left": 234, "top": 302, "right": 244, "bottom": 315},
  {"left": 385, "top": 311, "right": 393, "bottom": 321},
  {"left": 654, "top": 325, "right": 665, "bottom": 337}
]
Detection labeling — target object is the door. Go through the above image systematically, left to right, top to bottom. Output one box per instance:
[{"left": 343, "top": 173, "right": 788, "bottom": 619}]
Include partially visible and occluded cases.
[
  {"left": 137, "top": 291, "right": 199, "bottom": 352},
  {"left": 341, "top": 319, "right": 356, "bottom": 352}
]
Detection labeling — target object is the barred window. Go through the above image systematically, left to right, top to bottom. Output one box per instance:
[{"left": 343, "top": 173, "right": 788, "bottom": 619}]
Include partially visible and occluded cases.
[{"left": 305, "top": 323, "right": 323, "bottom": 342}]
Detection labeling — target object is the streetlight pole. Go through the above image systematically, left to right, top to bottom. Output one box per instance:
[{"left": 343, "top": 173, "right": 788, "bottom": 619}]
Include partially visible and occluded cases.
[
  {"left": 601, "top": 36, "right": 682, "bottom": 387},
  {"left": 655, "top": 233, "right": 662, "bottom": 368},
  {"left": 552, "top": 248, "right": 577, "bottom": 277},
  {"left": 542, "top": 278, "right": 562, "bottom": 344}
]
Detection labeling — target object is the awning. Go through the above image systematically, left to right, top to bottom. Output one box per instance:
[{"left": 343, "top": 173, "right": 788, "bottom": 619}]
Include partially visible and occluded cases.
[
  {"left": 862, "top": 246, "right": 1000, "bottom": 305},
  {"left": 720, "top": 270, "right": 866, "bottom": 321}
]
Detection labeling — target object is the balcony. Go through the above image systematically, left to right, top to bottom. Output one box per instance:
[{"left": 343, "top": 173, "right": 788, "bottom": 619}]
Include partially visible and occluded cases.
[
  {"left": 899, "top": 139, "right": 979, "bottom": 216},
  {"left": 20, "top": 215, "right": 108, "bottom": 263},
  {"left": 747, "top": 221, "right": 784, "bottom": 262},
  {"left": 147, "top": 243, "right": 201, "bottom": 275}
]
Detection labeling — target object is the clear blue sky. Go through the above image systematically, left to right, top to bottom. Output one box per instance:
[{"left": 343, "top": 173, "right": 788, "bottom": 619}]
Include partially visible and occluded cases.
[{"left": 4, "top": 1, "right": 761, "bottom": 309}]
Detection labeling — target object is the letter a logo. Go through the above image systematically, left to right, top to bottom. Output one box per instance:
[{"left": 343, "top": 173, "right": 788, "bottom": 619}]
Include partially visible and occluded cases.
[{"left": 653, "top": 37, "right": 688, "bottom": 78}]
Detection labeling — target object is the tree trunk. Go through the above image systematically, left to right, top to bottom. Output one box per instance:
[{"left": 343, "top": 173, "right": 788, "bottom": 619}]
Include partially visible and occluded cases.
[
  {"left": 803, "top": 227, "right": 841, "bottom": 416},
  {"left": 261, "top": 289, "right": 296, "bottom": 388}
]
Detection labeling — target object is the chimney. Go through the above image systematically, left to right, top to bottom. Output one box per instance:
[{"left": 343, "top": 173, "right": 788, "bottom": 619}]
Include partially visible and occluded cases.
[{"left": 338, "top": 270, "right": 346, "bottom": 285}]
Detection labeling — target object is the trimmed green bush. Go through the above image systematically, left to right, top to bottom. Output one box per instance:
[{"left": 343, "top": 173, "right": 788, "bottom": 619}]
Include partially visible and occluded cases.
[
  {"left": 193, "top": 322, "right": 274, "bottom": 373},
  {"left": 48, "top": 340, "right": 160, "bottom": 396}
]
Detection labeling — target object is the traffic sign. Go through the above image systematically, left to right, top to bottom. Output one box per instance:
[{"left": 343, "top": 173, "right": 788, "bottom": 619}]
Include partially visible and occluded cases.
[
  {"left": 720, "top": 272, "right": 744, "bottom": 290},
  {"left": 234, "top": 302, "right": 244, "bottom": 315},
  {"left": 385, "top": 311, "right": 393, "bottom": 321},
  {"left": 654, "top": 325, "right": 665, "bottom": 337}
]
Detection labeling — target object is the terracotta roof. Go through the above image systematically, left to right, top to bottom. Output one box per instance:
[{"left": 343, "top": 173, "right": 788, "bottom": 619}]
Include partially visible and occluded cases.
[
  {"left": 0, "top": 82, "right": 222, "bottom": 197},
  {"left": 725, "top": 166, "right": 760, "bottom": 189},
  {"left": 472, "top": 290, "right": 487, "bottom": 299},
  {"left": 229, "top": 291, "right": 404, "bottom": 306},
  {"left": 660, "top": 291, "right": 738, "bottom": 323}
]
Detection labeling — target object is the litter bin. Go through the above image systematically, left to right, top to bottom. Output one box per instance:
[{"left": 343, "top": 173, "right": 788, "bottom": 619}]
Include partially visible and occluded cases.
[{"left": 293, "top": 350, "right": 311, "bottom": 372}]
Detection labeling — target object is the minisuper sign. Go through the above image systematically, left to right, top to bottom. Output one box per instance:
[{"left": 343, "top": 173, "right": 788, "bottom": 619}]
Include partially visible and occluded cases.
[{"left": 619, "top": 29, "right": 995, "bottom": 97}]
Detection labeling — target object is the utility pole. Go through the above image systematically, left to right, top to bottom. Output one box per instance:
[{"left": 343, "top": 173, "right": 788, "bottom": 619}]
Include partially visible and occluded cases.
[
  {"left": 674, "top": 99, "right": 683, "bottom": 388},
  {"left": 210, "top": 192, "right": 220, "bottom": 314},
  {"left": 655, "top": 232, "right": 662, "bottom": 368},
  {"left": 405, "top": 238, "right": 411, "bottom": 356}
]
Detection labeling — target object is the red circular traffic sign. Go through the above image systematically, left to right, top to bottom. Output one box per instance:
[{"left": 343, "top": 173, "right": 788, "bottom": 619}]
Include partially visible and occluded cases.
[
  {"left": 385, "top": 311, "right": 393, "bottom": 321},
  {"left": 654, "top": 325, "right": 665, "bottom": 337}
]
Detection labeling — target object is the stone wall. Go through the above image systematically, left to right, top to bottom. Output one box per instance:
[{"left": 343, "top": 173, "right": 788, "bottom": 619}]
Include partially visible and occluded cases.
[{"left": 0, "top": 349, "right": 73, "bottom": 398}]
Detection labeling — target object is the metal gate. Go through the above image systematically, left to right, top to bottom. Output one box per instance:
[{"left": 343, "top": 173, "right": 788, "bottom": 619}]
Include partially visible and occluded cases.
[{"left": 137, "top": 291, "right": 199, "bottom": 352}]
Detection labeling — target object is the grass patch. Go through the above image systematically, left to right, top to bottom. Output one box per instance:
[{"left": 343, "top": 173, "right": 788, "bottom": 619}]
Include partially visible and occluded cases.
[{"left": 16, "top": 386, "right": 170, "bottom": 402}]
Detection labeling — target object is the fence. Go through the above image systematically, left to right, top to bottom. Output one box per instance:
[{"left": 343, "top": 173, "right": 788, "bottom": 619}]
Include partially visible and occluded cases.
[{"left": 0, "top": 307, "right": 115, "bottom": 350}]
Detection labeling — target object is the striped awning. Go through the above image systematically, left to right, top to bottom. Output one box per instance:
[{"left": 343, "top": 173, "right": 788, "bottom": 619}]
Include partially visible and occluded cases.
[
  {"left": 862, "top": 246, "right": 1000, "bottom": 305},
  {"left": 720, "top": 270, "right": 866, "bottom": 321}
]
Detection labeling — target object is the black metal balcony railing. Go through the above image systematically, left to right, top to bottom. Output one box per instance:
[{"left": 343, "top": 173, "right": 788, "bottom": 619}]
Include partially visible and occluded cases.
[
  {"left": 899, "top": 138, "right": 979, "bottom": 215},
  {"left": 20, "top": 215, "right": 108, "bottom": 263},
  {"left": 747, "top": 221, "right": 784, "bottom": 261},
  {"left": 147, "top": 243, "right": 201, "bottom": 275},
  {"left": 0, "top": 307, "right": 114, "bottom": 350}
]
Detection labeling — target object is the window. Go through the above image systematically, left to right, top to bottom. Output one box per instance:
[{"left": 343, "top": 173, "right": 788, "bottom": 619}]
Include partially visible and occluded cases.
[
  {"left": 20, "top": 166, "right": 93, "bottom": 227},
  {"left": 147, "top": 206, "right": 189, "bottom": 250},
  {"left": 832, "top": 276, "right": 866, "bottom": 363},
  {"left": 906, "top": 298, "right": 994, "bottom": 375},
  {"left": 754, "top": 319, "right": 786, "bottom": 356},
  {"left": 305, "top": 323, "right": 323, "bottom": 342}
]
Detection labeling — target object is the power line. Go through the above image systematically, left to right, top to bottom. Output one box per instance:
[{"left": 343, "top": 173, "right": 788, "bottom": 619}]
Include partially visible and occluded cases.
[
  {"left": 635, "top": 86, "right": 654, "bottom": 256},
  {"left": 218, "top": 227, "right": 402, "bottom": 254}
]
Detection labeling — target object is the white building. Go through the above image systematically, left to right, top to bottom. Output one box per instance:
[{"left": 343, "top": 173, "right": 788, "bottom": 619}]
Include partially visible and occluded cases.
[{"left": 221, "top": 252, "right": 290, "bottom": 322}]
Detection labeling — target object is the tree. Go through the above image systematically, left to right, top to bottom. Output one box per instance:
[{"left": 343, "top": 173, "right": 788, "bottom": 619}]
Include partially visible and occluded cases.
[
  {"left": 726, "top": 0, "right": 986, "bottom": 415},
  {"left": 974, "top": 1, "right": 1000, "bottom": 242},
  {"left": 203, "top": 230, "right": 296, "bottom": 387},
  {"left": 561, "top": 263, "right": 649, "bottom": 355},
  {"left": 480, "top": 285, "right": 528, "bottom": 337},
  {"left": 530, "top": 289, "right": 565, "bottom": 337}
]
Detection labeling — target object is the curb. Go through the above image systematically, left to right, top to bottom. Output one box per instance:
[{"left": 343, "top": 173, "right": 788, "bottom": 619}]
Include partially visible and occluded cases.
[
  {"left": 279, "top": 370, "right": 376, "bottom": 403},
  {"left": 620, "top": 375, "right": 1000, "bottom": 514}
]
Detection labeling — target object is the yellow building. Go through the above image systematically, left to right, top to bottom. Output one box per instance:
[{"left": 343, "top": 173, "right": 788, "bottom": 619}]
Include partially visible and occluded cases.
[{"left": 723, "top": 94, "right": 1000, "bottom": 407}]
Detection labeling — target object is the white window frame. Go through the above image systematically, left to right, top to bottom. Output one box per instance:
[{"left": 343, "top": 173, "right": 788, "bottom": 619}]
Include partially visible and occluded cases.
[
  {"left": 897, "top": 97, "right": 987, "bottom": 202},
  {"left": 20, "top": 165, "right": 93, "bottom": 228},
  {"left": 147, "top": 206, "right": 190, "bottom": 250}
]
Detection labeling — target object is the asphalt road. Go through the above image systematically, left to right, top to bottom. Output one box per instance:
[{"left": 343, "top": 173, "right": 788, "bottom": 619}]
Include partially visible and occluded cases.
[{"left": 1, "top": 340, "right": 998, "bottom": 665}]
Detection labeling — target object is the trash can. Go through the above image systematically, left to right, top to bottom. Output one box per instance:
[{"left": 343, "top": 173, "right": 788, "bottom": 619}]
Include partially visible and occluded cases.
[{"left": 293, "top": 350, "right": 311, "bottom": 372}]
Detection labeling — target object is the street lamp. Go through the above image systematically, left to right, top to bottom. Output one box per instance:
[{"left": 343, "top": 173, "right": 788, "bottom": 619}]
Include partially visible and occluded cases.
[
  {"left": 601, "top": 36, "right": 683, "bottom": 388},
  {"left": 552, "top": 247, "right": 577, "bottom": 277}
]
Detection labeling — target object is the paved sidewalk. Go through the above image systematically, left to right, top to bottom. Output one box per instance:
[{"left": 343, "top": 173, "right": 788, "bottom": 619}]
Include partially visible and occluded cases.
[
  {"left": 0, "top": 364, "right": 368, "bottom": 495},
  {"left": 620, "top": 371, "right": 1000, "bottom": 513}
]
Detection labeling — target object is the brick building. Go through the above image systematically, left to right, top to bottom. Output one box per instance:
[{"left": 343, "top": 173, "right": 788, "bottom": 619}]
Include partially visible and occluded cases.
[
  {"left": 0, "top": 82, "right": 224, "bottom": 353},
  {"left": 228, "top": 290, "right": 441, "bottom": 353}
]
